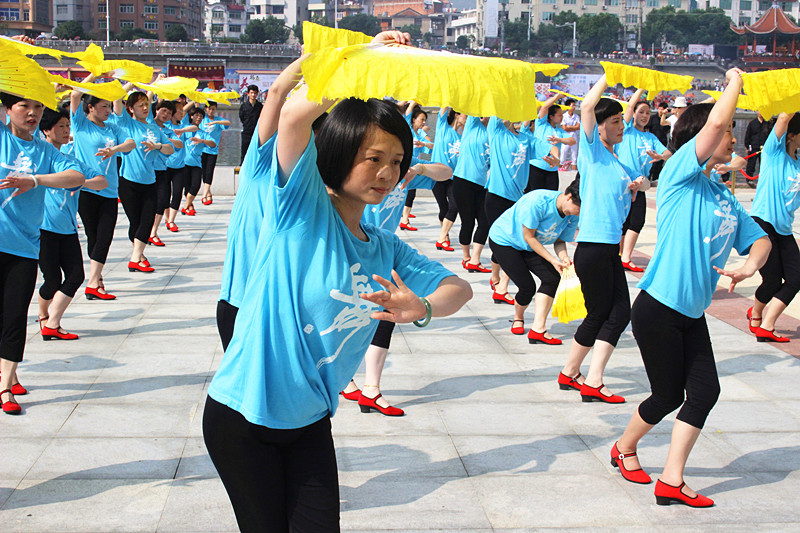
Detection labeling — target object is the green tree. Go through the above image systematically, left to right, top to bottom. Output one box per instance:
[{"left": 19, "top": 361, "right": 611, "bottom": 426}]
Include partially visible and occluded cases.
[
  {"left": 641, "top": 6, "right": 682, "bottom": 51},
  {"left": 535, "top": 11, "right": 578, "bottom": 55},
  {"left": 577, "top": 12, "right": 622, "bottom": 54},
  {"left": 293, "top": 14, "right": 332, "bottom": 44},
  {"left": 338, "top": 14, "right": 382, "bottom": 36},
  {"left": 241, "top": 17, "right": 290, "bottom": 44},
  {"left": 504, "top": 20, "right": 532, "bottom": 55},
  {"left": 54, "top": 21, "right": 87, "bottom": 40},
  {"left": 164, "top": 23, "right": 189, "bottom": 42},
  {"left": 399, "top": 24, "right": 422, "bottom": 43},
  {"left": 116, "top": 27, "right": 158, "bottom": 41},
  {"left": 456, "top": 35, "right": 470, "bottom": 50}
]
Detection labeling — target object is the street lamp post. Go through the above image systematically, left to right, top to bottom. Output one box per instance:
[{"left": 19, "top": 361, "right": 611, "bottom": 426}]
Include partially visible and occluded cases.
[
  {"left": 106, "top": 0, "right": 110, "bottom": 43},
  {"left": 555, "top": 21, "right": 577, "bottom": 58}
]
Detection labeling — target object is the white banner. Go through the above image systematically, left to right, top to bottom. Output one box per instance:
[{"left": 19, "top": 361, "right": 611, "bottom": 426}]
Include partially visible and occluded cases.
[
  {"left": 485, "top": 0, "right": 499, "bottom": 39},
  {"left": 688, "top": 44, "right": 714, "bottom": 56},
  {"left": 237, "top": 72, "right": 280, "bottom": 96},
  {"left": 551, "top": 73, "right": 603, "bottom": 97}
]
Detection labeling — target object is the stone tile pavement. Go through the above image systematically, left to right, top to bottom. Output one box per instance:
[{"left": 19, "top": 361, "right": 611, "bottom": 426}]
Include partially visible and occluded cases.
[{"left": 1, "top": 169, "right": 799, "bottom": 531}]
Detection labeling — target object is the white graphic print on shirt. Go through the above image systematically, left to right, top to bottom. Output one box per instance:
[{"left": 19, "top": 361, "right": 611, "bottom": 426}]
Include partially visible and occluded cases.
[
  {"left": 508, "top": 143, "right": 528, "bottom": 179},
  {"left": 1, "top": 151, "right": 36, "bottom": 209},
  {"left": 785, "top": 172, "right": 800, "bottom": 206},
  {"left": 705, "top": 194, "right": 738, "bottom": 262}
]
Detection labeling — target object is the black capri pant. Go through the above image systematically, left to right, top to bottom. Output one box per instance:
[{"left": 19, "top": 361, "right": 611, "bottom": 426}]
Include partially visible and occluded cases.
[
  {"left": 201, "top": 152, "right": 218, "bottom": 185},
  {"left": 185, "top": 165, "right": 202, "bottom": 197},
  {"left": 167, "top": 166, "right": 186, "bottom": 211},
  {"left": 527, "top": 166, "right": 559, "bottom": 193},
  {"left": 154, "top": 170, "right": 172, "bottom": 216},
  {"left": 118, "top": 176, "right": 157, "bottom": 243},
  {"left": 453, "top": 177, "right": 489, "bottom": 247},
  {"left": 432, "top": 180, "right": 458, "bottom": 223},
  {"left": 404, "top": 189, "right": 416, "bottom": 208},
  {"left": 78, "top": 191, "right": 118, "bottom": 264},
  {"left": 622, "top": 191, "right": 646, "bottom": 234},
  {"left": 484, "top": 192, "right": 515, "bottom": 264},
  {"left": 753, "top": 217, "right": 800, "bottom": 307},
  {"left": 39, "top": 230, "right": 85, "bottom": 300},
  {"left": 489, "top": 240, "right": 560, "bottom": 306},
  {"left": 573, "top": 242, "right": 631, "bottom": 347},
  {"left": 0, "top": 251, "right": 38, "bottom": 363},
  {"left": 632, "top": 290, "right": 720, "bottom": 429},
  {"left": 216, "top": 299, "right": 239, "bottom": 352},
  {"left": 371, "top": 319, "right": 395, "bottom": 349},
  {"left": 203, "top": 397, "right": 340, "bottom": 533}
]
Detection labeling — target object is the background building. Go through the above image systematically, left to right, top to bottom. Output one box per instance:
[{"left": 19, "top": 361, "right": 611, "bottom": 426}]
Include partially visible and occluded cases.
[
  {"left": 1, "top": 0, "right": 53, "bottom": 37},
  {"left": 205, "top": 0, "right": 256, "bottom": 41}
]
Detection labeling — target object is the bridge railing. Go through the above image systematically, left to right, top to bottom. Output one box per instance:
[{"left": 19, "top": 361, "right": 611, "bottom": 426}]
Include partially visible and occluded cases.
[{"left": 32, "top": 40, "right": 302, "bottom": 57}]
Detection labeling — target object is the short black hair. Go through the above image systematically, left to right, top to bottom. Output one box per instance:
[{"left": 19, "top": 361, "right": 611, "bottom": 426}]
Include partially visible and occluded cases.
[
  {"left": 247, "top": 85, "right": 259, "bottom": 93},
  {"left": 125, "top": 91, "right": 149, "bottom": 113},
  {"left": 0, "top": 92, "right": 24, "bottom": 108},
  {"left": 82, "top": 94, "right": 109, "bottom": 114},
  {"left": 315, "top": 98, "right": 412, "bottom": 191},
  {"left": 565, "top": 98, "right": 576, "bottom": 106},
  {"left": 594, "top": 98, "right": 623, "bottom": 125},
  {"left": 155, "top": 100, "right": 176, "bottom": 114},
  {"left": 633, "top": 100, "right": 650, "bottom": 113},
  {"left": 206, "top": 101, "right": 217, "bottom": 108},
  {"left": 658, "top": 101, "right": 669, "bottom": 109},
  {"left": 672, "top": 103, "right": 711, "bottom": 151},
  {"left": 547, "top": 105, "right": 562, "bottom": 120},
  {"left": 40, "top": 106, "right": 70, "bottom": 132},
  {"left": 189, "top": 107, "right": 205, "bottom": 120},
  {"left": 411, "top": 107, "right": 427, "bottom": 123},
  {"left": 447, "top": 108, "right": 457, "bottom": 126},
  {"left": 311, "top": 112, "right": 328, "bottom": 135},
  {"left": 787, "top": 112, "right": 800, "bottom": 139},
  {"left": 564, "top": 177, "right": 580, "bottom": 206}
]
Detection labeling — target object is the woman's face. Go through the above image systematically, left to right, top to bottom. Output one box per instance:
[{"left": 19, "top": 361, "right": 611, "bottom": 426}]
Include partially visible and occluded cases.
[
  {"left": 128, "top": 97, "right": 149, "bottom": 121},
  {"left": 8, "top": 99, "right": 44, "bottom": 135},
  {"left": 88, "top": 100, "right": 112, "bottom": 122},
  {"left": 634, "top": 104, "right": 651, "bottom": 129},
  {"left": 156, "top": 107, "right": 173, "bottom": 123},
  {"left": 172, "top": 107, "right": 185, "bottom": 123},
  {"left": 550, "top": 108, "right": 564, "bottom": 127},
  {"left": 190, "top": 112, "right": 203, "bottom": 126},
  {"left": 412, "top": 113, "right": 426, "bottom": 130},
  {"left": 598, "top": 113, "right": 625, "bottom": 146},
  {"left": 46, "top": 116, "right": 71, "bottom": 146},
  {"left": 711, "top": 123, "right": 735, "bottom": 164},
  {"left": 339, "top": 126, "right": 404, "bottom": 205},
  {"left": 562, "top": 195, "right": 580, "bottom": 216}
]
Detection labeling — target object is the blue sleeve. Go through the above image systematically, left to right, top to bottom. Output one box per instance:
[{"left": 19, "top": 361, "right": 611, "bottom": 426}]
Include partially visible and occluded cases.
[
  {"left": 71, "top": 104, "right": 87, "bottom": 130},
  {"left": 404, "top": 114, "right": 412, "bottom": 127},
  {"left": 489, "top": 116, "right": 503, "bottom": 139},
  {"left": 535, "top": 116, "right": 548, "bottom": 130},
  {"left": 158, "top": 128, "right": 170, "bottom": 144},
  {"left": 765, "top": 129, "right": 783, "bottom": 159},
  {"left": 272, "top": 134, "right": 322, "bottom": 211},
  {"left": 652, "top": 134, "right": 668, "bottom": 155},
  {"left": 529, "top": 137, "right": 554, "bottom": 160},
  {"left": 661, "top": 137, "right": 704, "bottom": 189},
  {"left": 46, "top": 142, "right": 84, "bottom": 175},
  {"left": 407, "top": 174, "right": 435, "bottom": 191},
  {"left": 521, "top": 198, "right": 543, "bottom": 232},
  {"left": 732, "top": 198, "right": 767, "bottom": 255},
  {"left": 558, "top": 217, "right": 579, "bottom": 242},
  {"left": 390, "top": 232, "right": 456, "bottom": 297}
]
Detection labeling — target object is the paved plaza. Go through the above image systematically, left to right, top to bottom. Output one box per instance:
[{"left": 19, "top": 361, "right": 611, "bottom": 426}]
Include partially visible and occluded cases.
[{"left": 1, "top": 169, "right": 800, "bottom": 532}]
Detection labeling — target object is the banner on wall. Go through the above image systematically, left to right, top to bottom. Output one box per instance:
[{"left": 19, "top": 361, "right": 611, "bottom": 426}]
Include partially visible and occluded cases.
[
  {"left": 485, "top": 0, "right": 498, "bottom": 39},
  {"left": 168, "top": 64, "right": 225, "bottom": 81},
  {"left": 225, "top": 69, "right": 239, "bottom": 92},
  {"left": 237, "top": 70, "right": 281, "bottom": 95},
  {"left": 550, "top": 73, "right": 603, "bottom": 97},
  {"left": 534, "top": 83, "right": 550, "bottom": 99}
]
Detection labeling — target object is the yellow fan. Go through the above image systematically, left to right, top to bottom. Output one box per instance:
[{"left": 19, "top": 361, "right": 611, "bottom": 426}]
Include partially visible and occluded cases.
[
  {"left": 303, "top": 21, "right": 372, "bottom": 54},
  {"left": 0, "top": 35, "right": 82, "bottom": 60},
  {"left": 0, "top": 39, "right": 58, "bottom": 109},
  {"left": 302, "top": 42, "right": 544, "bottom": 122},
  {"left": 77, "top": 44, "right": 153, "bottom": 84},
  {"left": 601, "top": 62, "right": 693, "bottom": 94},
  {"left": 532, "top": 63, "right": 569, "bottom": 77},
  {"left": 741, "top": 69, "right": 800, "bottom": 118},
  {"left": 48, "top": 74, "right": 128, "bottom": 102},
  {"left": 132, "top": 76, "right": 199, "bottom": 100},
  {"left": 552, "top": 89, "right": 583, "bottom": 101},
  {"left": 185, "top": 90, "right": 211, "bottom": 105},
  {"left": 205, "top": 90, "right": 240, "bottom": 105},
  {"left": 701, "top": 90, "right": 759, "bottom": 111},
  {"left": 551, "top": 266, "right": 587, "bottom": 324}
]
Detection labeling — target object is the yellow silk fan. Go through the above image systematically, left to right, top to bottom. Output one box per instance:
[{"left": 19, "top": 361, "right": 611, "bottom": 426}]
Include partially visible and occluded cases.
[
  {"left": 303, "top": 21, "right": 372, "bottom": 54},
  {"left": 0, "top": 35, "right": 82, "bottom": 60},
  {"left": 0, "top": 39, "right": 58, "bottom": 109},
  {"left": 77, "top": 44, "right": 153, "bottom": 84},
  {"left": 601, "top": 61, "right": 693, "bottom": 94},
  {"left": 741, "top": 69, "right": 800, "bottom": 118},
  {"left": 48, "top": 74, "right": 128, "bottom": 102},
  {"left": 132, "top": 77, "right": 199, "bottom": 100},
  {"left": 701, "top": 90, "right": 759, "bottom": 112},
  {"left": 551, "top": 266, "right": 587, "bottom": 324}
]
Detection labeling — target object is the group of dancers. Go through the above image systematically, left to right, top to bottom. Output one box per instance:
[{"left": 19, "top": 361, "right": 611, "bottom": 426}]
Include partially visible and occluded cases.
[{"left": 2, "top": 28, "right": 800, "bottom": 530}]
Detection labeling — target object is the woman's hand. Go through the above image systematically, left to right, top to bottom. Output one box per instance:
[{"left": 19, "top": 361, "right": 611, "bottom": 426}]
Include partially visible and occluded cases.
[
  {"left": 371, "top": 31, "right": 412, "bottom": 46},
  {"left": 141, "top": 140, "right": 160, "bottom": 153},
  {"left": 96, "top": 147, "right": 116, "bottom": 160},
  {"left": 543, "top": 153, "right": 560, "bottom": 168},
  {"left": 713, "top": 154, "right": 746, "bottom": 174},
  {"left": 399, "top": 165, "right": 420, "bottom": 190},
  {"left": 0, "top": 174, "right": 36, "bottom": 197},
  {"left": 629, "top": 176, "right": 646, "bottom": 199},
  {"left": 550, "top": 257, "right": 567, "bottom": 273},
  {"left": 713, "top": 264, "right": 756, "bottom": 293},
  {"left": 361, "top": 270, "right": 427, "bottom": 323}
]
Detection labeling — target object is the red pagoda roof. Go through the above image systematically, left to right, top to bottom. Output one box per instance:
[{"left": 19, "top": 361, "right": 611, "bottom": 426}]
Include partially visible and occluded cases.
[{"left": 731, "top": 3, "right": 800, "bottom": 35}]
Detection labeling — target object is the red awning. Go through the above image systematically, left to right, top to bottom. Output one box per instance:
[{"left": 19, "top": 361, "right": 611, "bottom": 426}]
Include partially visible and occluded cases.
[
  {"left": 731, "top": 5, "right": 800, "bottom": 35},
  {"left": 168, "top": 64, "right": 225, "bottom": 81}
]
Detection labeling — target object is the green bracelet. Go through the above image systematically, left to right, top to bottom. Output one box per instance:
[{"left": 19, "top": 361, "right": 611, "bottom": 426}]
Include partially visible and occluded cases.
[{"left": 413, "top": 297, "right": 432, "bottom": 328}]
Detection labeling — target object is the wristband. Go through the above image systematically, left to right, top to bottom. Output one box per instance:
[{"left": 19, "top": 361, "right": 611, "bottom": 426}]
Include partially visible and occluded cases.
[
  {"left": 31, "top": 175, "right": 38, "bottom": 188},
  {"left": 413, "top": 297, "right": 432, "bottom": 328}
]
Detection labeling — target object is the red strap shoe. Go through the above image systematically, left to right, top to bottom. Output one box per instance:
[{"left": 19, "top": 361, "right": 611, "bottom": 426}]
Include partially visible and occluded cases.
[
  {"left": 187, "top": 207, "right": 197, "bottom": 216},
  {"left": 180, "top": 208, "right": 188, "bottom": 215},
  {"left": 408, "top": 213, "right": 416, "bottom": 218},
  {"left": 166, "top": 222, "right": 179, "bottom": 232},
  {"left": 399, "top": 222, "right": 418, "bottom": 231},
  {"left": 148, "top": 236, "right": 165, "bottom": 247},
  {"left": 435, "top": 241, "right": 454, "bottom": 251},
  {"left": 128, "top": 261, "right": 155, "bottom": 273},
  {"left": 621, "top": 261, "right": 644, "bottom": 272},
  {"left": 465, "top": 262, "right": 491, "bottom": 273},
  {"left": 85, "top": 287, "right": 116, "bottom": 300},
  {"left": 492, "top": 291, "right": 515, "bottom": 305},
  {"left": 746, "top": 306, "right": 761, "bottom": 333},
  {"left": 510, "top": 319, "right": 525, "bottom": 335},
  {"left": 41, "top": 326, "right": 79, "bottom": 341},
  {"left": 753, "top": 326, "right": 789, "bottom": 343},
  {"left": 528, "top": 329, "right": 562, "bottom": 345},
  {"left": 0, "top": 372, "right": 27, "bottom": 395},
  {"left": 557, "top": 372, "right": 583, "bottom": 391},
  {"left": 580, "top": 383, "right": 625, "bottom": 403},
  {"left": 0, "top": 389, "right": 21, "bottom": 415},
  {"left": 340, "top": 389, "right": 361, "bottom": 401},
  {"left": 358, "top": 393, "right": 404, "bottom": 416},
  {"left": 610, "top": 442, "right": 652, "bottom": 484},
  {"left": 654, "top": 480, "right": 714, "bottom": 507}
]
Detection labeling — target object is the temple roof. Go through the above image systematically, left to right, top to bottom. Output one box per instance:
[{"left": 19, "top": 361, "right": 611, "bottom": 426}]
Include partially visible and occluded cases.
[{"left": 731, "top": 3, "right": 800, "bottom": 35}]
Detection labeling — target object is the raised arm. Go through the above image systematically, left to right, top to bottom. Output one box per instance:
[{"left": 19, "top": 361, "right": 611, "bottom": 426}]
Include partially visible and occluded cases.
[
  {"left": 258, "top": 55, "right": 305, "bottom": 145},
  {"left": 695, "top": 68, "right": 744, "bottom": 165},
  {"left": 71, "top": 73, "right": 97, "bottom": 114},
  {"left": 581, "top": 74, "right": 608, "bottom": 138},
  {"left": 113, "top": 81, "right": 135, "bottom": 116},
  {"left": 624, "top": 88, "right": 645, "bottom": 124},
  {"left": 538, "top": 93, "right": 563, "bottom": 119},
  {"left": 405, "top": 101, "right": 418, "bottom": 117},
  {"left": 771, "top": 112, "right": 792, "bottom": 140}
]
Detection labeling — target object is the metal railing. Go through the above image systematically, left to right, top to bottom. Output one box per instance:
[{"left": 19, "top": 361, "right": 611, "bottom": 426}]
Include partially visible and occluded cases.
[{"left": 32, "top": 40, "right": 301, "bottom": 57}]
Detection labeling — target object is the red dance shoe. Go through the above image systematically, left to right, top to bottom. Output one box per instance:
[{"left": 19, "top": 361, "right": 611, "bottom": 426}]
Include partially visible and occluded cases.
[
  {"left": 201, "top": 196, "right": 213, "bottom": 206},
  {"left": 187, "top": 207, "right": 197, "bottom": 216},
  {"left": 180, "top": 208, "right": 188, "bottom": 215},
  {"left": 408, "top": 213, "right": 416, "bottom": 218},
  {"left": 166, "top": 221, "right": 179, "bottom": 232},
  {"left": 399, "top": 222, "right": 418, "bottom": 231},
  {"left": 148, "top": 236, "right": 165, "bottom": 247},
  {"left": 435, "top": 241, "right": 454, "bottom": 251},
  {"left": 128, "top": 261, "right": 155, "bottom": 273},
  {"left": 621, "top": 261, "right": 644, "bottom": 273},
  {"left": 465, "top": 262, "right": 491, "bottom": 273},
  {"left": 489, "top": 279, "right": 497, "bottom": 291},
  {"left": 85, "top": 287, "right": 116, "bottom": 300},
  {"left": 492, "top": 291, "right": 515, "bottom": 305},
  {"left": 746, "top": 306, "right": 760, "bottom": 333},
  {"left": 510, "top": 319, "right": 525, "bottom": 335},
  {"left": 41, "top": 326, "right": 79, "bottom": 341},
  {"left": 753, "top": 326, "right": 790, "bottom": 343},
  {"left": 528, "top": 329, "right": 562, "bottom": 345},
  {"left": 557, "top": 372, "right": 583, "bottom": 391},
  {"left": 0, "top": 373, "right": 28, "bottom": 396},
  {"left": 580, "top": 383, "right": 625, "bottom": 403},
  {"left": 0, "top": 389, "right": 21, "bottom": 415},
  {"left": 340, "top": 389, "right": 361, "bottom": 401},
  {"left": 358, "top": 393, "right": 405, "bottom": 416},
  {"left": 610, "top": 442, "right": 652, "bottom": 484},
  {"left": 654, "top": 480, "right": 714, "bottom": 507}
]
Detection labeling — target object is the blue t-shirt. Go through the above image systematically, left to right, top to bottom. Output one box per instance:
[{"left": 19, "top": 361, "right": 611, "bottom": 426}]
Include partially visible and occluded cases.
[
  {"left": 71, "top": 105, "right": 127, "bottom": 199},
  {"left": 116, "top": 111, "right": 169, "bottom": 185},
  {"left": 431, "top": 112, "right": 461, "bottom": 170},
  {"left": 404, "top": 114, "right": 430, "bottom": 166},
  {"left": 200, "top": 115, "right": 228, "bottom": 155},
  {"left": 453, "top": 116, "right": 490, "bottom": 187},
  {"left": 530, "top": 116, "right": 569, "bottom": 171},
  {"left": 486, "top": 117, "right": 552, "bottom": 202},
  {"left": 147, "top": 118, "right": 177, "bottom": 172},
  {"left": 616, "top": 119, "right": 668, "bottom": 178},
  {"left": 166, "top": 124, "right": 189, "bottom": 169},
  {"left": 576, "top": 124, "right": 638, "bottom": 244},
  {"left": 0, "top": 126, "right": 83, "bottom": 259},
  {"left": 184, "top": 130, "right": 209, "bottom": 168},
  {"left": 219, "top": 130, "right": 277, "bottom": 308},
  {"left": 749, "top": 130, "right": 800, "bottom": 235},
  {"left": 638, "top": 137, "right": 766, "bottom": 318},
  {"left": 208, "top": 138, "right": 455, "bottom": 429},
  {"left": 41, "top": 150, "right": 98, "bottom": 235},
  {"left": 361, "top": 173, "right": 435, "bottom": 232},
  {"left": 489, "top": 189, "right": 579, "bottom": 250}
]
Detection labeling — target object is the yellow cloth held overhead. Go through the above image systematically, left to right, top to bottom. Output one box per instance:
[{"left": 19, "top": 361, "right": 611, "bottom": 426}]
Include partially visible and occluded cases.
[
  {"left": 302, "top": 21, "right": 372, "bottom": 54},
  {"left": 0, "top": 35, "right": 82, "bottom": 61},
  {"left": 0, "top": 39, "right": 58, "bottom": 109},
  {"left": 302, "top": 42, "right": 567, "bottom": 122},
  {"left": 77, "top": 44, "right": 153, "bottom": 84},
  {"left": 601, "top": 61, "right": 693, "bottom": 94},
  {"left": 532, "top": 63, "right": 569, "bottom": 77},
  {"left": 741, "top": 69, "right": 800, "bottom": 118},
  {"left": 48, "top": 74, "right": 128, "bottom": 102},
  {"left": 132, "top": 76, "right": 199, "bottom": 100},
  {"left": 551, "top": 89, "right": 583, "bottom": 101},
  {"left": 701, "top": 90, "right": 759, "bottom": 112}
]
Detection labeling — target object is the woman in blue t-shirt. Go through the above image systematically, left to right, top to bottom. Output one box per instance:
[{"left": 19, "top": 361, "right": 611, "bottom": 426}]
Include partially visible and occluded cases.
[
  {"left": 202, "top": 33, "right": 472, "bottom": 531},
  {"left": 612, "top": 69, "right": 770, "bottom": 508},
  {"left": 559, "top": 75, "right": 647, "bottom": 404},
  {"left": 617, "top": 88, "right": 672, "bottom": 273},
  {"left": 0, "top": 92, "right": 85, "bottom": 415},
  {"left": 527, "top": 93, "right": 575, "bottom": 192},
  {"left": 398, "top": 102, "right": 433, "bottom": 230},
  {"left": 431, "top": 106, "right": 465, "bottom": 251},
  {"left": 37, "top": 107, "right": 107, "bottom": 341},
  {"left": 180, "top": 107, "right": 216, "bottom": 217},
  {"left": 747, "top": 111, "right": 800, "bottom": 342}
]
